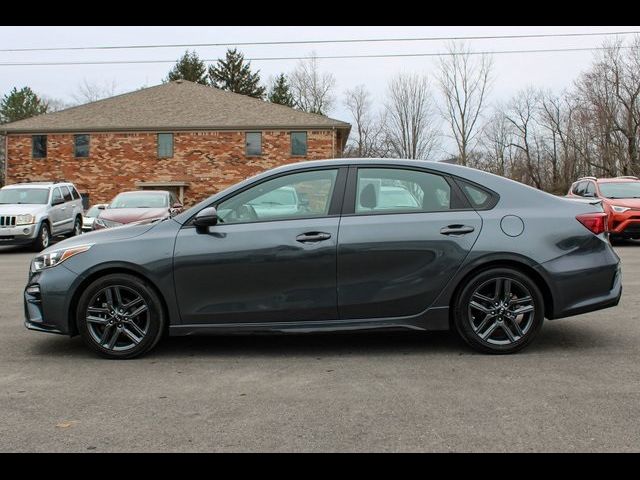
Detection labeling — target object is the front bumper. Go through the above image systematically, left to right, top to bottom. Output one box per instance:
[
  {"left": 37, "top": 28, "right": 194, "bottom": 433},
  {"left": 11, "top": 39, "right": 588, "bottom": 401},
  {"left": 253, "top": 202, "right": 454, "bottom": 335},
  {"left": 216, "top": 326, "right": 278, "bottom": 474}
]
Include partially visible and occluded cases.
[
  {"left": 608, "top": 212, "right": 640, "bottom": 238},
  {"left": 0, "top": 224, "right": 38, "bottom": 245},
  {"left": 24, "top": 264, "right": 81, "bottom": 336}
]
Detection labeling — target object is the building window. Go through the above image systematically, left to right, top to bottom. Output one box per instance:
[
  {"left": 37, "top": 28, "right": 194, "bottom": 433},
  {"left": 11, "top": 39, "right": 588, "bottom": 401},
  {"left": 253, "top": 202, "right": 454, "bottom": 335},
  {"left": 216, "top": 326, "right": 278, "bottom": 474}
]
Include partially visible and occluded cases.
[
  {"left": 291, "top": 131, "right": 307, "bottom": 156},
  {"left": 246, "top": 132, "right": 262, "bottom": 156},
  {"left": 158, "top": 133, "right": 174, "bottom": 158},
  {"left": 74, "top": 134, "right": 90, "bottom": 158},
  {"left": 32, "top": 135, "right": 47, "bottom": 158}
]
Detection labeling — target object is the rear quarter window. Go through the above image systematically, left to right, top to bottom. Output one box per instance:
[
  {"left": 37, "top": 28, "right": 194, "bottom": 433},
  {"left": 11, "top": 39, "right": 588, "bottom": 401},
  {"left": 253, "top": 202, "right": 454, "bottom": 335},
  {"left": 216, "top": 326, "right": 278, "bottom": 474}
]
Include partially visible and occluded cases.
[{"left": 456, "top": 179, "right": 498, "bottom": 210}]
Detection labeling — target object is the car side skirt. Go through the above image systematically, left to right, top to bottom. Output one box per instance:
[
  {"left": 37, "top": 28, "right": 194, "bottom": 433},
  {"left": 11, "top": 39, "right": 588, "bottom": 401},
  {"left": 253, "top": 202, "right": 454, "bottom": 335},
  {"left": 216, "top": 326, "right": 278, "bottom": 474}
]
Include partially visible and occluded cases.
[{"left": 168, "top": 306, "right": 450, "bottom": 336}]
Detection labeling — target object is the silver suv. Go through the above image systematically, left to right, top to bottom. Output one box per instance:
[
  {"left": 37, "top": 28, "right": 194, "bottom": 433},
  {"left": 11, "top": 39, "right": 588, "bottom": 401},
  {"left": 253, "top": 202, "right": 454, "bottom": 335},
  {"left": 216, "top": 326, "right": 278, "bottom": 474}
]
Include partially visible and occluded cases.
[{"left": 0, "top": 181, "right": 84, "bottom": 251}]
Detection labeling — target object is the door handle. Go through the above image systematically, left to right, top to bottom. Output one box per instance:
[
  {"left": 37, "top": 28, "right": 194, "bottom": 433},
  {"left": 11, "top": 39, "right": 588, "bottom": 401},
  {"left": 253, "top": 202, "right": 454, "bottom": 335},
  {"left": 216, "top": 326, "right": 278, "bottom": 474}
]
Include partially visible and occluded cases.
[
  {"left": 440, "top": 224, "right": 475, "bottom": 236},
  {"left": 296, "top": 232, "right": 332, "bottom": 243}
]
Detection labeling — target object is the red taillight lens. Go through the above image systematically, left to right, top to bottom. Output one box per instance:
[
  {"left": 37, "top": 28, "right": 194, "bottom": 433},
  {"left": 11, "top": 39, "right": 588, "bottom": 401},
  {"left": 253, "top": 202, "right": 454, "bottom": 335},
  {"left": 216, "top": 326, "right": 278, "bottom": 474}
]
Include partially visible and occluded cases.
[{"left": 576, "top": 212, "right": 608, "bottom": 235}]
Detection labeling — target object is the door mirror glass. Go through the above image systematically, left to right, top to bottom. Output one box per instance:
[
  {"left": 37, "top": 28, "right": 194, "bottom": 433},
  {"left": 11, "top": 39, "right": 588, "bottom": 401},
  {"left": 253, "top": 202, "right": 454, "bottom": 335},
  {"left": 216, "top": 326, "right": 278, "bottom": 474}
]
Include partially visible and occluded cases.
[{"left": 193, "top": 207, "right": 218, "bottom": 229}]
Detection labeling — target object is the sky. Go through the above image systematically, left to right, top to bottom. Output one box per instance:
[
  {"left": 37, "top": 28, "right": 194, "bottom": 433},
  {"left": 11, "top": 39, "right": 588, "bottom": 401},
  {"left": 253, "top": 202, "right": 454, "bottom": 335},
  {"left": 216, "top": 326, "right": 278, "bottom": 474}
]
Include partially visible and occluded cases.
[{"left": 1, "top": 25, "right": 639, "bottom": 158}]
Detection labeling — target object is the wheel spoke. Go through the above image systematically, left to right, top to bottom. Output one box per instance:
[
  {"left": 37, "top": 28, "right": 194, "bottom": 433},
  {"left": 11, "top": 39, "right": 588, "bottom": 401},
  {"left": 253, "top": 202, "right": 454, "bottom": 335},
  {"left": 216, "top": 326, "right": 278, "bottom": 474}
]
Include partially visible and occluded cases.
[
  {"left": 502, "top": 279, "right": 512, "bottom": 301},
  {"left": 113, "top": 287, "right": 124, "bottom": 308},
  {"left": 104, "top": 288, "right": 114, "bottom": 308},
  {"left": 472, "top": 292, "right": 494, "bottom": 304},
  {"left": 123, "top": 296, "right": 144, "bottom": 310},
  {"left": 510, "top": 296, "right": 532, "bottom": 306},
  {"left": 470, "top": 300, "right": 492, "bottom": 314},
  {"left": 126, "top": 304, "right": 148, "bottom": 319},
  {"left": 512, "top": 305, "right": 534, "bottom": 316},
  {"left": 87, "top": 306, "right": 109, "bottom": 314},
  {"left": 474, "top": 314, "right": 495, "bottom": 333},
  {"left": 87, "top": 315, "right": 110, "bottom": 325},
  {"left": 508, "top": 317, "right": 524, "bottom": 337},
  {"left": 127, "top": 320, "right": 146, "bottom": 337},
  {"left": 479, "top": 320, "right": 499, "bottom": 340},
  {"left": 502, "top": 323, "right": 517, "bottom": 342},
  {"left": 99, "top": 324, "right": 113, "bottom": 345},
  {"left": 121, "top": 326, "right": 142, "bottom": 345},
  {"left": 106, "top": 328, "right": 120, "bottom": 349}
]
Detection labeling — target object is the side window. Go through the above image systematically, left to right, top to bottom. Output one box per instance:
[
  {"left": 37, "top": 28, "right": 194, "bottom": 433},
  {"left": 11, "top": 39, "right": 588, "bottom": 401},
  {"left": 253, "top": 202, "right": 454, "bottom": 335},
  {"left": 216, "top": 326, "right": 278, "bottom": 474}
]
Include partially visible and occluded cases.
[
  {"left": 291, "top": 131, "right": 307, "bottom": 156},
  {"left": 246, "top": 132, "right": 262, "bottom": 156},
  {"left": 157, "top": 133, "right": 174, "bottom": 158},
  {"left": 74, "top": 134, "right": 90, "bottom": 158},
  {"left": 32, "top": 135, "right": 47, "bottom": 158},
  {"left": 355, "top": 168, "right": 451, "bottom": 214},
  {"left": 216, "top": 169, "right": 338, "bottom": 224},
  {"left": 457, "top": 179, "right": 496, "bottom": 209},
  {"left": 573, "top": 181, "right": 586, "bottom": 196},
  {"left": 584, "top": 182, "right": 596, "bottom": 197},
  {"left": 61, "top": 186, "right": 73, "bottom": 202},
  {"left": 51, "top": 187, "right": 63, "bottom": 205},
  {"left": 70, "top": 187, "right": 81, "bottom": 200}
]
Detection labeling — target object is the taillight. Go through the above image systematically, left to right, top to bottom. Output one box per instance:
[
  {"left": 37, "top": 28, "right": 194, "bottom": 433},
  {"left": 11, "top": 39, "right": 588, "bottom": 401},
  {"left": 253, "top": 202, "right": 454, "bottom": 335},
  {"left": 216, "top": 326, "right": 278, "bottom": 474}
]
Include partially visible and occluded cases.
[{"left": 576, "top": 212, "right": 608, "bottom": 235}]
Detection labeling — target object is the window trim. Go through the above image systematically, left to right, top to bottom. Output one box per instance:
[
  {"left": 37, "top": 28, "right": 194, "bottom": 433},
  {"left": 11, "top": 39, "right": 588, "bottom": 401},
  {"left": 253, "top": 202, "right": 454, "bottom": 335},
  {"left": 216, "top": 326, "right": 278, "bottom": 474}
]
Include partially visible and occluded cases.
[
  {"left": 245, "top": 131, "right": 263, "bottom": 157},
  {"left": 290, "top": 131, "right": 308, "bottom": 157},
  {"left": 157, "top": 133, "right": 174, "bottom": 159},
  {"left": 32, "top": 135, "right": 47, "bottom": 159},
  {"left": 340, "top": 165, "right": 475, "bottom": 217},
  {"left": 184, "top": 166, "right": 348, "bottom": 227},
  {"left": 452, "top": 177, "right": 500, "bottom": 210},
  {"left": 50, "top": 187, "right": 63, "bottom": 205}
]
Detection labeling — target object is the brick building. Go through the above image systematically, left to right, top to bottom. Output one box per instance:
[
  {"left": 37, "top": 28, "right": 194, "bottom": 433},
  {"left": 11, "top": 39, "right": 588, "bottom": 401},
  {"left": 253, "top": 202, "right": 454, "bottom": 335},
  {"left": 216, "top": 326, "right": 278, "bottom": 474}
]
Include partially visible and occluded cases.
[{"left": 0, "top": 80, "right": 350, "bottom": 206}]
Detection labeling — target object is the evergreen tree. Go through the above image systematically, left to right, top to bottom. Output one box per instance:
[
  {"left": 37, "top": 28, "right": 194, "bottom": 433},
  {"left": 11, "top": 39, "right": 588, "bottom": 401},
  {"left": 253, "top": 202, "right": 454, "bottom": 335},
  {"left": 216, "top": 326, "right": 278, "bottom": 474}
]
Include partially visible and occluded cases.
[
  {"left": 208, "top": 48, "right": 266, "bottom": 99},
  {"left": 165, "top": 50, "right": 209, "bottom": 85},
  {"left": 268, "top": 73, "right": 296, "bottom": 107},
  {"left": 0, "top": 87, "right": 48, "bottom": 124}
]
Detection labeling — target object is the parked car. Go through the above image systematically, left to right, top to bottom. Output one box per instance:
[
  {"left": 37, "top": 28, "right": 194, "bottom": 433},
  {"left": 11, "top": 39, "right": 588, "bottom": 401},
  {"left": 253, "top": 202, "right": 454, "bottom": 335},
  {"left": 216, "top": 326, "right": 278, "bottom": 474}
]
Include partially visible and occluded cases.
[
  {"left": 24, "top": 159, "right": 621, "bottom": 359},
  {"left": 567, "top": 176, "right": 640, "bottom": 240},
  {"left": 0, "top": 181, "right": 84, "bottom": 251},
  {"left": 93, "top": 190, "right": 183, "bottom": 230},
  {"left": 82, "top": 204, "right": 108, "bottom": 232}
]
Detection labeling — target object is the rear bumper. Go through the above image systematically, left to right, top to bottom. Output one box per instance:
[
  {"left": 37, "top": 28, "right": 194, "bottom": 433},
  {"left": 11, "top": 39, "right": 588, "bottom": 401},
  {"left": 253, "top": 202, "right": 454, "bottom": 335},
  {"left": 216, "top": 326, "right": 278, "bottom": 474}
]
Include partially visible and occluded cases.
[
  {"left": 608, "top": 214, "right": 640, "bottom": 237},
  {"left": 535, "top": 236, "right": 622, "bottom": 319}
]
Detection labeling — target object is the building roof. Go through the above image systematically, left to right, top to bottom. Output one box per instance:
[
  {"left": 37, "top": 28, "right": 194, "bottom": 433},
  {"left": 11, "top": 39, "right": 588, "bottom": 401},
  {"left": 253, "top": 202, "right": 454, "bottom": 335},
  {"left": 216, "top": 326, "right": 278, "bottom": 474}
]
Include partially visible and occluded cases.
[{"left": 1, "top": 80, "right": 351, "bottom": 134}]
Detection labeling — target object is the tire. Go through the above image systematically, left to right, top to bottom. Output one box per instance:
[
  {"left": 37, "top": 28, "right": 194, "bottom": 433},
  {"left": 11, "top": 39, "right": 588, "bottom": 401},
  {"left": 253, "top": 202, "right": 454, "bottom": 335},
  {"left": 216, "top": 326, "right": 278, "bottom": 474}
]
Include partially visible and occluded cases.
[
  {"left": 68, "top": 216, "right": 82, "bottom": 238},
  {"left": 32, "top": 222, "right": 51, "bottom": 251},
  {"left": 453, "top": 267, "right": 544, "bottom": 354},
  {"left": 76, "top": 273, "right": 165, "bottom": 359}
]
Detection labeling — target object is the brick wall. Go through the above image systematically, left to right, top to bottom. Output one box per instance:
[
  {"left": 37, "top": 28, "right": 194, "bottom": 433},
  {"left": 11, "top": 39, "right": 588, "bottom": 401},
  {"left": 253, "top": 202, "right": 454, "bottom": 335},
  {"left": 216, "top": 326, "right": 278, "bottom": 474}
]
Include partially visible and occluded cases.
[{"left": 5, "top": 129, "right": 341, "bottom": 206}]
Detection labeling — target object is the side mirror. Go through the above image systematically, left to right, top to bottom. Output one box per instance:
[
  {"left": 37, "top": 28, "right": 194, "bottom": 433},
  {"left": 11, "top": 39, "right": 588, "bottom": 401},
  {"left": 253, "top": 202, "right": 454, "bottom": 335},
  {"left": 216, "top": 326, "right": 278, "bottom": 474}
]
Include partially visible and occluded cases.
[{"left": 193, "top": 206, "right": 218, "bottom": 231}]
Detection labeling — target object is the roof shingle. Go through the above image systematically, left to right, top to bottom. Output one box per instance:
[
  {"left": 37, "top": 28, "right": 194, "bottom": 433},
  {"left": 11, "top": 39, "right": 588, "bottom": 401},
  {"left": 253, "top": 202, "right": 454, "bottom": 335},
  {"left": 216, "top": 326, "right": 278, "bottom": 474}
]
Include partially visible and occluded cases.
[{"left": 1, "top": 80, "right": 351, "bottom": 133}]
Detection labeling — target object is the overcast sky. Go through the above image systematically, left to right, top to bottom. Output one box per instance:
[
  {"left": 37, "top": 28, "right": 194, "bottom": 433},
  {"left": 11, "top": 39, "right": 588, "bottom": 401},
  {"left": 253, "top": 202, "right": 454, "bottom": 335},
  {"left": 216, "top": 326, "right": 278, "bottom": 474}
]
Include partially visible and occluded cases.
[{"left": 1, "top": 26, "right": 639, "bottom": 158}]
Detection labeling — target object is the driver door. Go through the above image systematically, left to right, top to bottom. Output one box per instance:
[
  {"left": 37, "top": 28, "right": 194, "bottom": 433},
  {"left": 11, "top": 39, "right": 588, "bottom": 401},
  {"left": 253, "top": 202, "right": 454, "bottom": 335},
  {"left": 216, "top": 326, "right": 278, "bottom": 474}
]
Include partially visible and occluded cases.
[{"left": 173, "top": 167, "right": 347, "bottom": 325}]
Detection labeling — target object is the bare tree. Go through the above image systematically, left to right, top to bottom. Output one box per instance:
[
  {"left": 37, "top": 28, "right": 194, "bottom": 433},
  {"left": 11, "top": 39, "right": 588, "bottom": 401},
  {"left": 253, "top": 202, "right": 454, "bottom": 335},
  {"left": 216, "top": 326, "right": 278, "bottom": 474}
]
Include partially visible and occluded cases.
[
  {"left": 438, "top": 42, "right": 493, "bottom": 166},
  {"left": 289, "top": 53, "right": 336, "bottom": 115},
  {"left": 384, "top": 73, "right": 440, "bottom": 160},
  {"left": 71, "top": 79, "right": 118, "bottom": 105},
  {"left": 343, "top": 85, "right": 387, "bottom": 157}
]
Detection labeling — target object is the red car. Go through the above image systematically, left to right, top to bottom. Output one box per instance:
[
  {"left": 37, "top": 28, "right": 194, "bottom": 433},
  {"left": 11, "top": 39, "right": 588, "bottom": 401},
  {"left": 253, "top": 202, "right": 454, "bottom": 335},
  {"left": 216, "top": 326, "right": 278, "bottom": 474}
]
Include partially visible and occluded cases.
[
  {"left": 567, "top": 176, "right": 640, "bottom": 239},
  {"left": 93, "top": 190, "right": 183, "bottom": 230}
]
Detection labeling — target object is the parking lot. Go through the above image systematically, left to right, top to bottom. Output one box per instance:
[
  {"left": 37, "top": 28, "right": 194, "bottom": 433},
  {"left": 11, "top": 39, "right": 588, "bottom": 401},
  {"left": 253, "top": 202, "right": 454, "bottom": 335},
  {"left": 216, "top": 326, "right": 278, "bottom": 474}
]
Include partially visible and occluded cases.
[{"left": 1, "top": 242, "right": 639, "bottom": 452}]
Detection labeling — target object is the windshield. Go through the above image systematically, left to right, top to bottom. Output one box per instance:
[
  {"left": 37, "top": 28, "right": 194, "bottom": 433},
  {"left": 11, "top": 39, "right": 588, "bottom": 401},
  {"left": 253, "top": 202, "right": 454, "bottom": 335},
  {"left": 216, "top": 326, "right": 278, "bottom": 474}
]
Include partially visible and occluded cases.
[
  {"left": 598, "top": 182, "right": 640, "bottom": 199},
  {"left": 0, "top": 188, "right": 49, "bottom": 205},
  {"left": 109, "top": 192, "right": 168, "bottom": 209},
  {"left": 85, "top": 206, "right": 102, "bottom": 217}
]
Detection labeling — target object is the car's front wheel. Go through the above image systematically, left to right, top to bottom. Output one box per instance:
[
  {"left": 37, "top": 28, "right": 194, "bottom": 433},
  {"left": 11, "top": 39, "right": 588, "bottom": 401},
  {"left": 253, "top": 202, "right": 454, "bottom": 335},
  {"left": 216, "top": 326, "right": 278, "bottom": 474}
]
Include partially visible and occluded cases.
[
  {"left": 68, "top": 216, "right": 82, "bottom": 237},
  {"left": 32, "top": 222, "right": 50, "bottom": 251},
  {"left": 453, "top": 267, "right": 544, "bottom": 354},
  {"left": 76, "top": 274, "right": 165, "bottom": 359}
]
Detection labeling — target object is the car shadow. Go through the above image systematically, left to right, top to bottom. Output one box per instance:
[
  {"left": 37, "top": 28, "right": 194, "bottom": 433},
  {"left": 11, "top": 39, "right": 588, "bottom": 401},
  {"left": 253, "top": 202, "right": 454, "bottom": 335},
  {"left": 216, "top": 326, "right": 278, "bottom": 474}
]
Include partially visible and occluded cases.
[{"left": 28, "top": 320, "right": 613, "bottom": 360}]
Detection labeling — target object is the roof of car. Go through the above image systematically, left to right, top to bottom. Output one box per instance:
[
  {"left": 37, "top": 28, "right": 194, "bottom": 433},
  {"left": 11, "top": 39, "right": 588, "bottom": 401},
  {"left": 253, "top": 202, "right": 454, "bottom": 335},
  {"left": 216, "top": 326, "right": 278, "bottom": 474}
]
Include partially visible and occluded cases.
[
  {"left": 596, "top": 177, "right": 640, "bottom": 183},
  {"left": 1, "top": 182, "right": 74, "bottom": 189},
  {"left": 115, "top": 190, "right": 171, "bottom": 195}
]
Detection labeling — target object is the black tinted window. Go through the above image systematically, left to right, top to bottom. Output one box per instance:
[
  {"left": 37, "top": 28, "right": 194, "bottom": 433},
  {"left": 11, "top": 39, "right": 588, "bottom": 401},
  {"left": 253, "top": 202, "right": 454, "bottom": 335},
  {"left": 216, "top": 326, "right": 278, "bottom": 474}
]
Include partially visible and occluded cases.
[
  {"left": 246, "top": 132, "right": 262, "bottom": 156},
  {"left": 291, "top": 132, "right": 307, "bottom": 156},
  {"left": 74, "top": 134, "right": 90, "bottom": 158},
  {"left": 32, "top": 135, "right": 47, "bottom": 158},
  {"left": 573, "top": 181, "right": 587, "bottom": 196},
  {"left": 584, "top": 182, "right": 596, "bottom": 197},
  {"left": 62, "top": 186, "right": 73, "bottom": 202},
  {"left": 71, "top": 187, "right": 81, "bottom": 200}
]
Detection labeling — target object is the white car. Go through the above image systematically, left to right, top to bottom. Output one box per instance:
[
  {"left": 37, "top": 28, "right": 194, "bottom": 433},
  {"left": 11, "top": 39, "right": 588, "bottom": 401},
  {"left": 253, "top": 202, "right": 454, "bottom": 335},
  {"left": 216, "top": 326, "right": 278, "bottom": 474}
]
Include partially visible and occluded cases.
[
  {"left": 0, "top": 181, "right": 84, "bottom": 251},
  {"left": 82, "top": 204, "right": 108, "bottom": 232}
]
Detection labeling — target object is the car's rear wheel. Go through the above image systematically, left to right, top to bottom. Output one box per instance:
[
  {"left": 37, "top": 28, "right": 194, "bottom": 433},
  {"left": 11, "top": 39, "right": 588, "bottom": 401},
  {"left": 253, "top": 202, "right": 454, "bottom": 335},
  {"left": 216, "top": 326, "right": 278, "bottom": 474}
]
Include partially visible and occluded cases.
[
  {"left": 68, "top": 216, "right": 82, "bottom": 237},
  {"left": 32, "top": 222, "right": 50, "bottom": 251},
  {"left": 453, "top": 267, "right": 544, "bottom": 354},
  {"left": 76, "top": 274, "right": 165, "bottom": 359}
]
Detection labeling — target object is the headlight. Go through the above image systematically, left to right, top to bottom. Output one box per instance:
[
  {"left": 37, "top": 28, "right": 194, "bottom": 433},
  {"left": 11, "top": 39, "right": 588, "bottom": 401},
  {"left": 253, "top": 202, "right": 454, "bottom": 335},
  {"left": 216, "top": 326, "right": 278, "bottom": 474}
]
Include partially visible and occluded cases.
[
  {"left": 611, "top": 205, "right": 631, "bottom": 213},
  {"left": 16, "top": 214, "right": 35, "bottom": 225},
  {"left": 94, "top": 218, "right": 122, "bottom": 228},
  {"left": 31, "top": 244, "right": 93, "bottom": 273}
]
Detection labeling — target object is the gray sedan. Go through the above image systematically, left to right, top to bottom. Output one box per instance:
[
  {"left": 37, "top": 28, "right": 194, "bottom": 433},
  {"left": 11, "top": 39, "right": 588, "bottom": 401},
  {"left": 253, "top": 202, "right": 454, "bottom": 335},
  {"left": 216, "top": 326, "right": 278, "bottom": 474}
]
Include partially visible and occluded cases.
[{"left": 23, "top": 159, "right": 621, "bottom": 358}]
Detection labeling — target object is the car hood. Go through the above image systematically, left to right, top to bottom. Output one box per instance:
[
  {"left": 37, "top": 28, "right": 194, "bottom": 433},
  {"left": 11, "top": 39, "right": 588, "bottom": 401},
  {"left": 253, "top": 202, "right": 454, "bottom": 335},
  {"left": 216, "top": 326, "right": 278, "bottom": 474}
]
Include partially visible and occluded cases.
[
  {"left": 603, "top": 198, "right": 640, "bottom": 208},
  {"left": 0, "top": 204, "right": 47, "bottom": 215},
  {"left": 99, "top": 207, "right": 169, "bottom": 223},
  {"left": 41, "top": 221, "right": 160, "bottom": 254}
]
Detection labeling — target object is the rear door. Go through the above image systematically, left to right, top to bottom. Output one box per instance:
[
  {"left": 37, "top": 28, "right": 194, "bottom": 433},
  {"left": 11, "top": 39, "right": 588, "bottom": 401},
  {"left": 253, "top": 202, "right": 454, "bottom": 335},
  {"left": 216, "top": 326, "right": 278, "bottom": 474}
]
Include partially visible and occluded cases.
[{"left": 337, "top": 166, "right": 482, "bottom": 319}]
